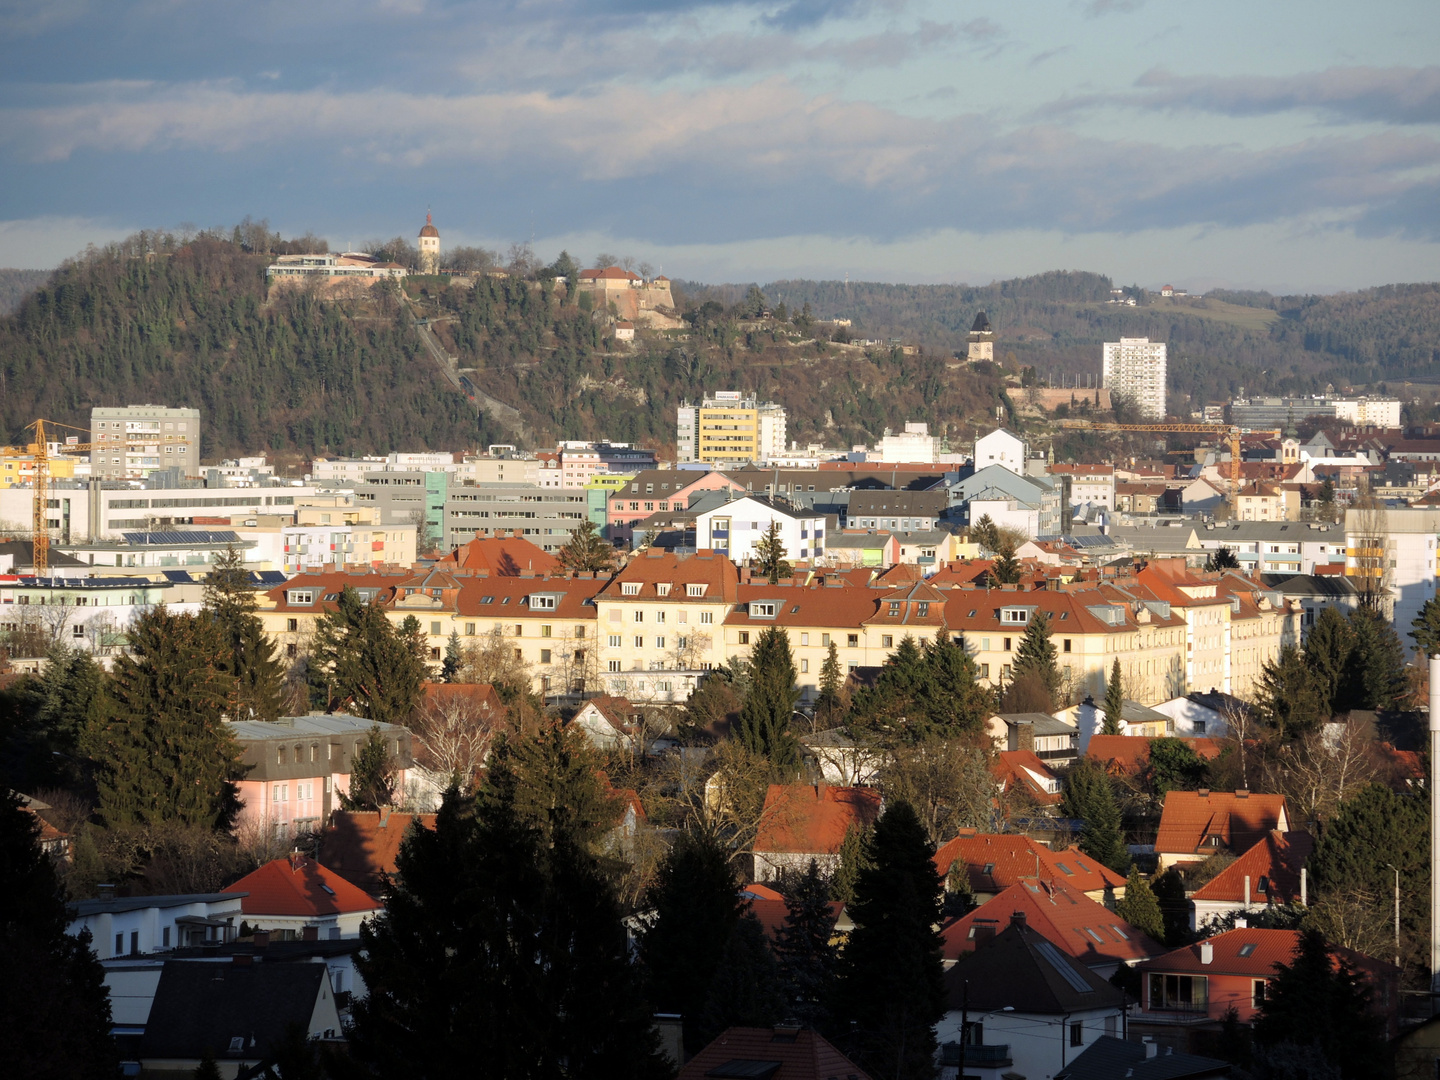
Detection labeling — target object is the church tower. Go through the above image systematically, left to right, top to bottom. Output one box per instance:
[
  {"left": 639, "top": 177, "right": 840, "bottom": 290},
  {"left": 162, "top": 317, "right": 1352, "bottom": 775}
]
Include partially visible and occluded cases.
[
  {"left": 418, "top": 212, "right": 440, "bottom": 275},
  {"left": 967, "top": 310, "right": 995, "bottom": 363}
]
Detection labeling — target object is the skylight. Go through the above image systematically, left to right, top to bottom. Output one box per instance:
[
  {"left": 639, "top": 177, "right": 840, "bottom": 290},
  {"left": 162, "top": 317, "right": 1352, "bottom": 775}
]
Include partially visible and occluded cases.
[
  {"left": 1056, "top": 862, "right": 1074, "bottom": 875},
  {"left": 1110, "top": 924, "right": 1129, "bottom": 940},
  {"left": 1035, "top": 940, "right": 1094, "bottom": 993},
  {"left": 1238, "top": 942, "right": 1258, "bottom": 957}
]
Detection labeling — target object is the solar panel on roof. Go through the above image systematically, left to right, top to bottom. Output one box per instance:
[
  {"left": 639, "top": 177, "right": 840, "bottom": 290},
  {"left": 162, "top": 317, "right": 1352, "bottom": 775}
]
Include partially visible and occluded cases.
[
  {"left": 121, "top": 530, "right": 241, "bottom": 546},
  {"left": 162, "top": 570, "right": 195, "bottom": 582},
  {"left": 1035, "top": 940, "right": 1094, "bottom": 993}
]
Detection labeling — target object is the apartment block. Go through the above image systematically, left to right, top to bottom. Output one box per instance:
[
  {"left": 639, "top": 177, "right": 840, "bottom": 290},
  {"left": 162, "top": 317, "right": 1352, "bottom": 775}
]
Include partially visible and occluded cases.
[
  {"left": 1101, "top": 337, "right": 1167, "bottom": 421},
  {"left": 677, "top": 392, "right": 787, "bottom": 465},
  {"left": 90, "top": 405, "right": 201, "bottom": 480},
  {"left": 442, "top": 484, "right": 588, "bottom": 552}
]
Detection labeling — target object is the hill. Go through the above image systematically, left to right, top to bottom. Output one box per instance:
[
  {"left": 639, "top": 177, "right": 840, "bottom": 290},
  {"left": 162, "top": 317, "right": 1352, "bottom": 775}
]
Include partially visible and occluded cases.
[{"left": 0, "top": 270, "right": 51, "bottom": 317}]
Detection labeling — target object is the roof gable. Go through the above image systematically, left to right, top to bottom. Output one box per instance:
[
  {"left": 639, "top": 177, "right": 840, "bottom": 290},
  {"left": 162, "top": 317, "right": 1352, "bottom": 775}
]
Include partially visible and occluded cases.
[
  {"left": 754, "top": 785, "right": 882, "bottom": 856},
  {"left": 1154, "top": 791, "right": 1289, "bottom": 857},
  {"left": 224, "top": 854, "right": 382, "bottom": 916},
  {"left": 943, "top": 880, "right": 1162, "bottom": 966}
]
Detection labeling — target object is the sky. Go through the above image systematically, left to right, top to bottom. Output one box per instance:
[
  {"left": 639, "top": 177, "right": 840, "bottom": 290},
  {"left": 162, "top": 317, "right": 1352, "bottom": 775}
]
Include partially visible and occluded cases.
[{"left": 2, "top": 0, "right": 1438, "bottom": 292}]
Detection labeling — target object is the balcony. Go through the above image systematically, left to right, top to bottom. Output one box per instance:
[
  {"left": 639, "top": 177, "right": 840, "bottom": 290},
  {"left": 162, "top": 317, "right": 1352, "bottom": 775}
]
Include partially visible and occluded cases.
[{"left": 940, "top": 1042, "right": 1012, "bottom": 1068}]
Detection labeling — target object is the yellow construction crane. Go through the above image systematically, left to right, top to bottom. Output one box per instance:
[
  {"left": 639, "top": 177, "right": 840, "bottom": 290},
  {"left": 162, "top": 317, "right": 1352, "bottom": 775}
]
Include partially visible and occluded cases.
[
  {"left": 24, "top": 419, "right": 158, "bottom": 576},
  {"left": 1056, "top": 420, "right": 1253, "bottom": 483}
]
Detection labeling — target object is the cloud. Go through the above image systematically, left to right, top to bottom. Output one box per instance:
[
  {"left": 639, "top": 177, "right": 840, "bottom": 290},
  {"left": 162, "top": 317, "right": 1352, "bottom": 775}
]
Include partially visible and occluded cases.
[
  {"left": 1083, "top": 0, "right": 1145, "bottom": 17},
  {"left": 960, "top": 17, "right": 1002, "bottom": 41},
  {"left": 1029, "top": 46, "right": 1069, "bottom": 67},
  {"left": 1122, "top": 66, "right": 1440, "bottom": 125},
  {"left": 0, "top": 215, "right": 139, "bottom": 268}
]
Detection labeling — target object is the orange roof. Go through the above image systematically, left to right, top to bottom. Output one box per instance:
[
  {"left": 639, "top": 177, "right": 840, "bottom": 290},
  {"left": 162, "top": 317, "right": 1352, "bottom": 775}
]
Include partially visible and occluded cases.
[
  {"left": 579, "top": 266, "right": 642, "bottom": 281},
  {"left": 433, "top": 532, "right": 559, "bottom": 575},
  {"left": 597, "top": 547, "right": 740, "bottom": 603},
  {"left": 421, "top": 682, "right": 507, "bottom": 721},
  {"left": 573, "top": 694, "right": 639, "bottom": 733},
  {"left": 1085, "top": 735, "right": 1225, "bottom": 776},
  {"left": 993, "top": 749, "right": 1062, "bottom": 806},
  {"left": 754, "top": 785, "right": 882, "bottom": 857},
  {"left": 1154, "top": 790, "right": 1289, "bottom": 858},
  {"left": 319, "top": 811, "right": 436, "bottom": 895},
  {"left": 1191, "top": 830, "right": 1313, "bottom": 906},
  {"left": 933, "top": 831, "right": 1125, "bottom": 895},
  {"left": 225, "top": 854, "right": 383, "bottom": 915},
  {"left": 942, "top": 879, "right": 1162, "bottom": 965},
  {"left": 740, "top": 885, "right": 844, "bottom": 942},
  {"left": 1139, "top": 927, "right": 1392, "bottom": 980},
  {"left": 679, "top": 1026, "right": 871, "bottom": 1080}
]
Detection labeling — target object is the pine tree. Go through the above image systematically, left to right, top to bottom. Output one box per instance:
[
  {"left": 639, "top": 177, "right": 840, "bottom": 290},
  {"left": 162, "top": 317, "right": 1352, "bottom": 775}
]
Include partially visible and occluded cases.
[
  {"left": 971, "top": 514, "right": 1000, "bottom": 554},
  {"left": 557, "top": 519, "right": 617, "bottom": 573},
  {"left": 754, "top": 520, "right": 792, "bottom": 584},
  {"left": 203, "top": 545, "right": 285, "bottom": 721},
  {"left": 1204, "top": 546, "right": 1240, "bottom": 571},
  {"left": 987, "top": 551, "right": 1022, "bottom": 585},
  {"left": 310, "top": 586, "right": 427, "bottom": 723},
  {"left": 1411, "top": 595, "right": 1440, "bottom": 659},
  {"left": 83, "top": 606, "right": 244, "bottom": 830},
  {"left": 1305, "top": 606, "right": 1353, "bottom": 715},
  {"left": 1341, "top": 606, "right": 1406, "bottom": 711},
  {"left": 1011, "top": 611, "right": 1060, "bottom": 705},
  {"left": 735, "top": 626, "right": 801, "bottom": 769},
  {"left": 442, "top": 630, "right": 462, "bottom": 683},
  {"left": 920, "top": 631, "right": 994, "bottom": 736},
  {"left": 848, "top": 635, "right": 936, "bottom": 745},
  {"left": 814, "top": 641, "right": 844, "bottom": 727},
  {"left": 13, "top": 643, "right": 108, "bottom": 788},
  {"left": 1254, "top": 645, "right": 1325, "bottom": 738},
  {"left": 1102, "top": 658, "right": 1124, "bottom": 734},
  {"left": 341, "top": 725, "right": 397, "bottom": 811},
  {"left": 1147, "top": 737, "right": 1208, "bottom": 794},
  {"left": 1062, "top": 757, "right": 1129, "bottom": 872},
  {"left": 347, "top": 788, "right": 669, "bottom": 1079},
  {"left": 0, "top": 790, "right": 118, "bottom": 1079},
  {"left": 831, "top": 801, "right": 946, "bottom": 1080},
  {"left": 830, "top": 821, "right": 872, "bottom": 905},
  {"left": 642, "top": 830, "right": 745, "bottom": 1055},
  {"left": 773, "top": 860, "right": 837, "bottom": 1028},
  {"left": 1114, "top": 865, "right": 1165, "bottom": 942},
  {"left": 698, "top": 911, "right": 786, "bottom": 1045},
  {"left": 1253, "top": 928, "right": 1386, "bottom": 1080},
  {"left": 192, "top": 1049, "right": 223, "bottom": 1080}
]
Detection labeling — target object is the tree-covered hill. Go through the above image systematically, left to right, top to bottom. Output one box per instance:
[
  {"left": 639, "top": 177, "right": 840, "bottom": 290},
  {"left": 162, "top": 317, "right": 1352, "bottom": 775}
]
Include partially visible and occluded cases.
[{"left": 0, "top": 270, "right": 50, "bottom": 317}]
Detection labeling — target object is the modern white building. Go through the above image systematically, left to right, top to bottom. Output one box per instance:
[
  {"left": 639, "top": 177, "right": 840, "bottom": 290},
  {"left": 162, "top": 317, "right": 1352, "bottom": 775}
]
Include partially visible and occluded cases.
[
  {"left": 1102, "top": 337, "right": 1168, "bottom": 420},
  {"left": 1332, "top": 396, "right": 1403, "bottom": 428},
  {"left": 757, "top": 403, "right": 788, "bottom": 463},
  {"left": 90, "top": 406, "right": 202, "bottom": 480},
  {"left": 877, "top": 422, "right": 938, "bottom": 464},
  {"left": 974, "top": 428, "right": 1027, "bottom": 474},
  {"left": 693, "top": 495, "right": 827, "bottom": 565},
  {"left": 1344, "top": 506, "right": 1440, "bottom": 651},
  {"left": 70, "top": 893, "right": 246, "bottom": 960}
]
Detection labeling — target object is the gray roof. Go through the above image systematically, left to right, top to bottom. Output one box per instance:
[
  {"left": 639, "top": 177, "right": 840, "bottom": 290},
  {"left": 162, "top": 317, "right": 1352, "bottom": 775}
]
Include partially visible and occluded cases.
[
  {"left": 949, "top": 465, "right": 1051, "bottom": 506},
  {"left": 848, "top": 490, "right": 948, "bottom": 516},
  {"left": 1196, "top": 521, "right": 1339, "bottom": 543},
  {"left": 826, "top": 533, "right": 894, "bottom": 549},
  {"left": 0, "top": 541, "right": 86, "bottom": 568},
  {"left": 1257, "top": 573, "right": 1359, "bottom": 598},
  {"left": 1120, "top": 700, "right": 1171, "bottom": 725},
  {"left": 225, "top": 713, "right": 405, "bottom": 741},
  {"left": 995, "top": 713, "right": 1078, "bottom": 738},
  {"left": 71, "top": 893, "right": 243, "bottom": 917},
  {"left": 946, "top": 920, "right": 1126, "bottom": 1015},
  {"left": 139, "top": 960, "right": 327, "bottom": 1062},
  {"left": 1056, "top": 1036, "right": 1231, "bottom": 1080}
]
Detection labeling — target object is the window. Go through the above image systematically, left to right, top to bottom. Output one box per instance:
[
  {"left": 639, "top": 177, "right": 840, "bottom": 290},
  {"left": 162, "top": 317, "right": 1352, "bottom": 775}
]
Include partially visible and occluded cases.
[
  {"left": 621, "top": 582, "right": 641, "bottom": 595},
  {"left": 687, "top": 584, "right": 705, "bottom": 597},
  {"left": 531, "top": 594, "right": 557, "bottom": 610},
  {"left": 750, "top": 602, "right": 777, "bottom": 618},
  {"left": 888, "top": 602, "right": 900, "bottom": 616},
  {"left": 634, "top": 611, "right": 644, "bottom": 623},
  {"left": 655, "top": 611, "right": 666, "bottom": 624},
  {"left": 700, "top": 612, "right": 714, "bottom": 624},
  {"left": 287, "top": 618, "right": 298, "bottom": 632},
  {"left": 430, "top": 621, "right": 442, "bottom": 635},
  {"left": 466, "top": 622, "right": 476, "bottom": 635},
  {"left": 72, "top": 624, "right": 84, "bottom": 638},
  {"left": 513, "top": 624, "right": 523, "bottom": 636},
  {"left": 541, "top": 625, "right": 552, "bottom": 637},
  {"left": 575, "top": 626, "right": 585, "bottom": 639},
  {"left": 738, "top": 631, "right": 750, "bottom": 645},
  {"left": 800, "top": 632, "right": 809, "bottom": 646},
  {"left": 822, "top": 633, "right": 831, "bottom": 646},
  {"left": 847, "top": 634, "right": 859, "bottom": 647},
  {"left": 881, "top": 634, "right": 894, "bottom": 648},
  {"left": 609, "top": 635, "right": 622, "bottom": 647},
  {"left": 634, "top": 635, "right": 645, "bottom": 648},
  {"left": 655, "top": 636, "right": 666, "bottom": 649},
  {"left": 1003, "top": 637, "right": 1012, "bottom": 651},
  {"left": 1063, "top": 638, "right": 1071, "bottom": 653},
  {"left": 540, "top": 650, "right": 552, "bottom": 664},
  {"left": 800, "top": 659, "right": 809, "bottom": 673},
  {"left": 608, "top": 660, "right": 622, "bottom": 672},
  {"left": 979, "top": 663, "right": 989, "bottom": 678},
  {"left": 277, "top": 746, "right": 287, "bottom": 765},
  {"left": 274, "top": 783, "right": 288, "bottom": 803},
  {"left": 162, "top": 926, "right": 170, "bottom": 948},
  {"left": 115, "top": 933, "right": 124, "bottom": 956},
  {"left": 1238, "top": 942, "right": 1259, "bottom": 957},
  {"left": 1149, "top": 973, "right": 1208, "bottom": 1011},
  {"left": 1253, "top": 980, "right": 1268, "bottom": 1008},
  {"left": 1070, "top": 1021, "right": 1082, "bottom": 1047}
]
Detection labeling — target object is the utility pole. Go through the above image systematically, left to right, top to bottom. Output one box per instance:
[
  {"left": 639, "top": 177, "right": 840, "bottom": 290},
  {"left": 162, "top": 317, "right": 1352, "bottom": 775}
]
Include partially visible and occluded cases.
[
  {"left": 1431, "top": 654, "right": 1440, "bottom": 993},
  {"left": 1386, "top": 863, "right": 1401, "bottom": 969}
]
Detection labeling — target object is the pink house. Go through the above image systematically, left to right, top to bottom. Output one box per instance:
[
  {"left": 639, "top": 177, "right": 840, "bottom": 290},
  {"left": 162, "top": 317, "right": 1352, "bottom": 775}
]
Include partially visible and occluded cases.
[
  {"left": 606, "top": 469, "right": 743, "bottom": 545},
  {"left": 225, "top": 714, "right": 413, "bottom": 840}
]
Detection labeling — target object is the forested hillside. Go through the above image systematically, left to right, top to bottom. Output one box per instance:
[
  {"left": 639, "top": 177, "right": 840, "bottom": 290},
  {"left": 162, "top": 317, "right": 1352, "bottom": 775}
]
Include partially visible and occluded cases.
[
  {"left": 0, "top": 239, "right": 482, "bottom": 460},
  {"left": 0, "top": 270, "right": 50, "bottom": 316}
]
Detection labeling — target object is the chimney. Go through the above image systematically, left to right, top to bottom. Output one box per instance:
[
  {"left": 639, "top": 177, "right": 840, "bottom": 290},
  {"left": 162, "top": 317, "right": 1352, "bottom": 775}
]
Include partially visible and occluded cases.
[
  {"left": 1197, "top": 788, "right": 1210, "bottom": 798},
  {"left": 1244, "top": 875, "right": 1251, "bottom": 911},
  {"left": 1010, "top": 910, "right": 1027, "bottom": 932},
  {"left": 1235, "top": 916, "right": 1248, "bottom": 928},
  {"left": 973, "top": 923, "right": 998, "bottom": 948},
  {"left": 253, "top": 930, "right": 270, "bottom": 949},
  {"left": 1199, "top": 940, "right": 1213, "bottom": 965},
  {"left": 1145, "top": 1040, "right": 1159, "bottom": 1059}
]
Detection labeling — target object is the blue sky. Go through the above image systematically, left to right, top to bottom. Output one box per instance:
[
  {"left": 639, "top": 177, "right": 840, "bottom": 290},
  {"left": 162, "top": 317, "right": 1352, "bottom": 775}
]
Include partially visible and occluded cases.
[{"left": 2, "top": 0, "right": 1438, "bottom": 291}]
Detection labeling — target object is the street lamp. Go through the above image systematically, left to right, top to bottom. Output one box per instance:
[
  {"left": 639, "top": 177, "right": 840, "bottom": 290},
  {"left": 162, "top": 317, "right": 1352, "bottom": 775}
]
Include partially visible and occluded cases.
[{"left": 1384, "top": 863, "right": 1401, "bottom": 970}]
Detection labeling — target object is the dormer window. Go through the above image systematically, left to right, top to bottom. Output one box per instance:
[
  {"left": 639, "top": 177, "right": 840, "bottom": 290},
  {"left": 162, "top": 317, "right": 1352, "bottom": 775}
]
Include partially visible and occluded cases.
[
  {"left": 621, "top": 583, "right": 641, "bottom": 596},
  {"left": 656, "top": 584, "right": 672, "bottom": 597},
  {"left": 687, "top": 584, "right": 706, "bottom": 597},
  {"left": 288, "top": 590, "right": 314, "bottom": 606},
  {"left": 530, "top": 594, "right": 557, "bottom": 610},
  {"left": 749, "top": 602, "right": 777, "bottom": 618},
  {"left": 888, "top": 602, "right": 901, "bottom": 615},
  {"left": 917, "top": 602, "right": 929, "bottom": 617},
  {"left": 1000, "top": 608, "right": 1031, "bottom": 624}
]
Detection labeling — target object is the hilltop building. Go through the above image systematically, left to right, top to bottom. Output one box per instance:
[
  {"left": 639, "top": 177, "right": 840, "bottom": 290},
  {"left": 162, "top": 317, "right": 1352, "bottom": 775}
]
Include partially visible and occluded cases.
[
  {"left": 418, "top": 212, "right": 440, "bottom": 275},
  {"left": 265, "top": 252, "right": 407, "bottom": 283},
  {"left": 574, "top": 267, "right": 681, "bottom": 327},
  {"left": 967, "top": 310, "right": 995, "bottom": 363},
  {"left": 1102, "top": 337, "right": 1167, "bottom": 420}
]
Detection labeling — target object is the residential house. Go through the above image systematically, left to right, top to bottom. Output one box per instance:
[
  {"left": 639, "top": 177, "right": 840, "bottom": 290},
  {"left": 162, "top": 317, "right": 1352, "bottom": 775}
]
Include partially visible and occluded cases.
[
  {"left": 974, "top": 428, "right": 1027, "bottom": 474},
  {"left": 1047, "top": 463, "right": 1116, "bottom": 513},
  {"left": 949, "top": 465, "right": 1063, "bottom": 537},
  {"left": 607, "top": 469, "right": 743, "bottom": 546},
  {"left": 1233, "top": 481, "right": 1294, "bottom": 521},
  {"left": 846, "top": 489, "right": 948, "bottom": 533},
  {"left": 692, "top": 494, "right": 827, "bottom": 565},
  {"left": 1196, "top": 522, "right": 1346, "bottom": 577},
  {"left": 429, "top": 530, "right": 559, "bottom": 575},
  {"left": 824, "top": 530, "right": 902, "bottom": 568},
  {"left": 593, "top": 548, "right": 739, "bottom": 703},
  {"left": 1132, "top": 560, "right": 1239, "bottom": 696},
  {"left": 1257, "top": 572, "right": 1360, "bottom": 637},
  {"left": 1149, "top": 691, "right": 1254, "bottom": 740},
  {"left": 570, "top": 694, "right": 644, "bottom": 752},
  {"left": 1058, "top": 697, "right": 1174, "bottom": 750},
  {"left": 985, "top": 712, "right": 1080, "bottom": 767},
  {"left": 226, "top": 714, "right": 414, "bottom": 840},
  {"left": 800, "top": 728, "right": 887, "bottom": 785},
  {"left": 1083, "top": 735, "right": 1224, "bottom": 782},
  {"left": 993, "top": 749, "right": 1063, "bottom": 807},
  {"left": 751, "top": 784, "right": 882, "bottom": 882},
  {"left": 1153, "top": 790, "right": 1290, "bottom": 871},
  {"left": 319, "top": 810, "right": 436, "bottom": 896},
  {"left": 933, "top": 831, "right": 1127, "bottom": 904},
  {"left": 1189, "top": 831, "right": 1313, "bottom": 930},
  {"left": 223, "top": 853, "right": 382, "bottom": 939},
  {"left": 942, "top": 879, "right": 1163, "bottom": 978},
  {"left": 70, "top": 893, "right": 245, "bottom": 960},
  {"left": 937, "top": 912, "right": 1129, "bottom": 1080},
  {"left": 1134, "top": 928, "right": 1398, "bottom": 1046},
  {"left": 136, "top": 959, "right": 343, "bottom": 1079},
  {"left": 679, "top": 1026, "right": 871, "bottom": 1080},
  {"left": 1054, "top": 1036, "right": 1233, "bottom": 1080}
]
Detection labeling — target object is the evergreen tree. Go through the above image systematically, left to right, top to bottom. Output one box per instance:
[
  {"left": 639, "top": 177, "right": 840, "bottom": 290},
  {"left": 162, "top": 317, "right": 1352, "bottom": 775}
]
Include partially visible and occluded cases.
[
  {"left": 971, "top": 514, "right": 1000, "bottom": 554},
  {"left": 557, "top": 520, "right": 617, "bottom": 573},
  {"left": 754, "top": 521, "right": 792, "bottom": 584},
  {"left": 203, "top": 545, "right": 285, "bottom": 721},
  {"left": 1204, "top": 546, "right": 1240, "bottom": 571},
  {"left": 987, "top": 551, "right": 1022, "bottom": 586},
  {"left": 309, "top": 586, "right": 427, "bottom": 723},
  {"left": 1412, "top": 595, "right": 1440, "bottom": 659},
  {"left": 83, "top": 606, "right": 243, "bottom": 830},
  {"left": 1305, "top": 606, "right": 1354, "bottom": 715},
  {"left": 1341, "top": 606, "right": 1406, "bottom": 711},
  {"left": 1010, "top": 611, "right": 1061, "bottom": 705},
  {"left": 735, "top": 627, "right": 801, "bottom": 769},
  {"left": 441, "top": 630, "right": 463, "bottom": 683},
  {"left": 919, "top": 631, "right": 994, "bottom": 736},
  {"left": 847, "top": 635, "right": 944, "bottom": 745},
  {"left": 814, "top": 641, "right": 844, "bottom": 727},
  {"left": 9, "top": 643, "right": 108, "bottom": 788},
  {"left": 1254, "top": 645, "right": 1325, "bottom": 738},
  {"left": 1102, "top": 658, "right": 1124, "bottom": 735},
  {"left": 341, "top": 725, "right": 397, "bottom": 811},
  {"left": 1147, "top": 737, "right": 1208, "bottom": 795},
  {"left": 1062, "top": 758, "right": 1129, "bottom": 873},
  {"left": 347, "top": 787, "right": 669, "bottom": 1079},
  {"left": 0, "top": 790, "right": 117, "bottom": 1079},
  {"left": 831, "top": 801, "right": 946, "bottom": 1080},
  {"left": 830, "top": 821, "right": 872, "bottom": 905},
  {"left": 642, "top": 830, "right": 745, "bottom": 1054},
  {"left": 773, "top": 860, "right": 837, "bottom": 1028},
  {"left": 1114, "top": 866, "right": 1165, "bottom": 942},
  {"left": 698, "top": 911, "right": 786, "bottom": 1045},
  {"left": 1253, "top": 929, "right": 1386, "bottom": 1080},
  {"left": 192, "top": 1049, "right": 222, "bottom": 1080}
]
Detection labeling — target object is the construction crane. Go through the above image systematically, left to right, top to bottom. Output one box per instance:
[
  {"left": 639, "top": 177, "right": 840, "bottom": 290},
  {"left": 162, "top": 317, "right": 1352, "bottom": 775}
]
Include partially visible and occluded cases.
[
  {"left": 23, "top": 419, "right": 160, "bottom": 575},
  {"left": 1056, "top": 420, "right": 1249, "bottom": 483}
]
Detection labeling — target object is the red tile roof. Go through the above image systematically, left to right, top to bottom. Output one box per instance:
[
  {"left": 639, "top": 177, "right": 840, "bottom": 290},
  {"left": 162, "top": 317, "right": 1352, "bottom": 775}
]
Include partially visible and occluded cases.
[
  {"left": 579, "top": 266, "right": 642, "bottom": 281},
  {"left": 432, "top": 532, "right": 559, "bottom": 575},
  {"left": 598, "top": 547, "right": 740, "bottom": 603},
  {"left": 421, "top": 681, "right": 507, "bottom": 719},
  {"left": 1085, "top": 735, "right": 1225, "bottom": 776},
  {"left": 993, "top": 750, "right": 1062, "bottom": 806},
  {"left": 754, "top": 785, "right": 882, "bottom": 857},
  {"left": 1154, "top": 790, "right": 1289, "bottom": 858},
  {"left": 319, "top": 811, "right": 436, "bottom": 895},
  {"left": 933, "top": 831, "right": 1126, "bottom": 895},
  {"left": 1191, "top": 831, "right": 1313, "bottom": 906},
  {"left": 225, "top": 854, "right": 383, "bottom": 915},
  {"left": 942, "top": 879, "right": 1162, "bottom": 966},
  {"left": 740, "top": 885, "right": 844, "bottom": 943},
  {"left": 1139, "top": 927, "right": 1389, "bottom": 980},
  {"left": 679, "top": 1026, "right": 872, "bottom": 1080}
]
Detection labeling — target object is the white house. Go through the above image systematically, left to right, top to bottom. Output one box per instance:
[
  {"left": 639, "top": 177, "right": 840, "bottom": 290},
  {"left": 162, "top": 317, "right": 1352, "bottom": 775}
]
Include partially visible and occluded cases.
[
  {"left": 974, "top": 428, "right": 1027, "bottom": 474},
  {"left": 692, "top": 494, "right": 827, "bottom": 565},
  {"left": 1149, "top": 692, "right": 1244, "bottom": 740},
  {"left": 222, "top": 854, "right": 381, "bottom": 940},
  {"left": 69, "top": 892, "right": 246, "bottom": 960}
]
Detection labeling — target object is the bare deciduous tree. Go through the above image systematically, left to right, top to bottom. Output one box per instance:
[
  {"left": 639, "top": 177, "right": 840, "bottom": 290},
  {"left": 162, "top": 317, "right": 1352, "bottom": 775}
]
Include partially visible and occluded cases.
[
  {"left": 409, "top": 692, "right": 505, "bottom": 793},
  {"left": 1259, "top": 718, "right": 1379, "bottom": 829},
  {"left": 878, "top": 738, "right": 995, "bottom": 845}
]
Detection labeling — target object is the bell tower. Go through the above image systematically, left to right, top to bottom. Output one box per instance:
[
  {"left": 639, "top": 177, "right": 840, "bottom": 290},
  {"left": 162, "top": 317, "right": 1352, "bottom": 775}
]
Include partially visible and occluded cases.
[{"left": 418, "top": 212, "right": 440, "bottom": 275}]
